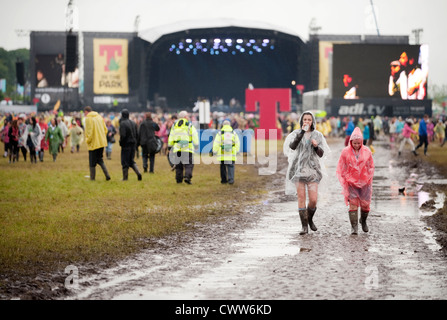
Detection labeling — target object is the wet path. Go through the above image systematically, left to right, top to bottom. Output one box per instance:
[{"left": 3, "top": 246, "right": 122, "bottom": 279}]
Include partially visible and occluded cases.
[{"left": 69, "top": 140, "right": 447, "bottom": 300}]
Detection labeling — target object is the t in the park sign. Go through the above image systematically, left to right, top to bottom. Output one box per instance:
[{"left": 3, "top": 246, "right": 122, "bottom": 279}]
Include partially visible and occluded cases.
[{"left": 93, "top": 38, "right": 129, "bottom": 94}]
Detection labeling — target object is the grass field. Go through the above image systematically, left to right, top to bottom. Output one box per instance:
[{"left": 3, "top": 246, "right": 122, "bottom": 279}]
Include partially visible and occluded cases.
[
  {"left": 0, "top": 138, "right": 281, "bottom": 278},
  {"left": 423, "top": 142, "right": 447, "bottom": 177}
]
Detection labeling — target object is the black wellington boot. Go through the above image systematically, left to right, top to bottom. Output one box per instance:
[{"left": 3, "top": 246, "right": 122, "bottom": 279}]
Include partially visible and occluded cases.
[
  {"left": 99, "top": 162, "right": 111, "bottom": 180},
  {"left": 132, "top": 164, "right": 142, "bottom": 181},
  {"left": 89, "top": 167, "right": 96, "bottom": 181},
  {"left": 122, "top": 168, "right": 129, "bottom": 181},
  {"left": 307, "top": 207, "right": 317, "bottom": 231},
  {"left": 299, "top": 209, "right": 308, "bottom": 235},
  {"left": 349, "top": 210, "right": 358, "bottom": 235},
  {"left": 360, "top": 211, "right": 369, "bottom": 232}
]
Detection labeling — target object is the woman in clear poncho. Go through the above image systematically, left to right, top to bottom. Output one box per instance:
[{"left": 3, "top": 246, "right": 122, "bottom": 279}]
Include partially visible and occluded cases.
[
  {"left": 283, "top": 111, "right": 331, "bottom": 235},
  {"left": 336, "top": 127, "right": 375, "bottom": 235}
]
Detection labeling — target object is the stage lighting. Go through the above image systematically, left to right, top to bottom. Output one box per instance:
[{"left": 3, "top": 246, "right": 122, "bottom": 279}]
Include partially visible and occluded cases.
[{"left": 169, "top": 35, "right": 274, "bottom": 55}]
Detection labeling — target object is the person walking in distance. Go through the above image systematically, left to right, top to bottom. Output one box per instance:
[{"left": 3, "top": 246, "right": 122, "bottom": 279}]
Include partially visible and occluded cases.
[
  {"left": 84, "top": 106, "right": 110, "bottom": 181},
  {"left": 119, "top": 109, "right": 142, "bottom": 181},
  {"left": 168, "top": 110, "right": 199, "bottom": 184},
  {"left": 283, "top": 111, "right": 331, "bottom": 235},
  {"left": 138, "top": 112, "right": 160, "bottom": 173},
  {"left": 17, "top": 114, "right": 28, "bottom": 162},
  {"left": 415, "top": 114, "right": 429, "bottom": 156},
  {"left": 38, "top": 115, "right": 48, "bottom": 162},
  {"left": 26, "top": 116, "right": 42, "bottom": 163},
  {"left": 45, "top": 117, "right": 64, "bottom": 162},
  {"left": 398, "top": 118, "right": 418, "bottom": 156},
  {"left": 105, "top": 119, "right": 117, "bottom": 160},
  {"left": 212, "top": 119, "right": 240, "bottom": 184},
  {"left": 336, "top": 127, "right": 375, "bottom": 235}
]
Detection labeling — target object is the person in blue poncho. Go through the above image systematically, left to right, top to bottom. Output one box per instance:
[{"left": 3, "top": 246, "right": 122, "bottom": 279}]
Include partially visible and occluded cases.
[{"left": 415, "top": 114, "right": 429, "bottom": 156}]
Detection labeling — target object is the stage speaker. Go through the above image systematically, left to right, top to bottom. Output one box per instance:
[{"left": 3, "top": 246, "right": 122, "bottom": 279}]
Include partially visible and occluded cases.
[
  {"left": 65, "top": 34, "right": 78, "bottom": 73},
  {"left": 16, "top": 62, "right": 25, "bottom": 86}
]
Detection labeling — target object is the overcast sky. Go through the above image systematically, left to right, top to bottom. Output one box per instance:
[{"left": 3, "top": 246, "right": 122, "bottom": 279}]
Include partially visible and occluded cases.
[{"left": 1, "top": 0, "right": 446, "bottom": 87}]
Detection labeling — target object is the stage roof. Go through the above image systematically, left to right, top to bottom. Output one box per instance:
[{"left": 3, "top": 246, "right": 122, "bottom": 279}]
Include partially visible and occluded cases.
[{"left": 138, "top": 18, "right": 303, "bottom": 44}]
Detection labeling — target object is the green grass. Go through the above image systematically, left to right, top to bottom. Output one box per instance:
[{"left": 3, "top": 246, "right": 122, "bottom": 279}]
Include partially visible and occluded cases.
[
  {"left": 0, "top": 139, "right": 279, "bottom": 277},
  {"left": 424, "top": 142, "right": 447, "bottom": 177}
]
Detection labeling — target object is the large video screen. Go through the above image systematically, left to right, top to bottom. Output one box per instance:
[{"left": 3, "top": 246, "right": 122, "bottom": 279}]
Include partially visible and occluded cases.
[
  {"left": 332, "top": 44, "right": 428, "bottom": 100},
  {"left": 35, "top": 54, "right": 79, "bottom": 88}
]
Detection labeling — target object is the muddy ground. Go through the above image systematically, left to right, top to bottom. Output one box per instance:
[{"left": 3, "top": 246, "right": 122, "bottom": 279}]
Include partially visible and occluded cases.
[{"left": 1, "top": 138, "right": 446, "bottom": 300}]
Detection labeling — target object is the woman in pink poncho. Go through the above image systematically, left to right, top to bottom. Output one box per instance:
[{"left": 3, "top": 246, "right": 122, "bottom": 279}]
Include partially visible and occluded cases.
[{"left": 336, "top": 127, "right": 375, "bottom": 235}]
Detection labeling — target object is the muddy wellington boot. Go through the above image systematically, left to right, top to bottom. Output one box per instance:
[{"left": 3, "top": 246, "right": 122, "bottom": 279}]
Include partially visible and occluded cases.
[
  {"left": 307, "top": 207, "right": 317, "bottom": 231},
  {"left": 299, "top": 209, "right": 308, "bottom": 235},
  {"left": 349, "top": 210, "right": 358, "bottom": 235},
  {"left": 360, "top": 211, "right": 369, "bottom": 233}
]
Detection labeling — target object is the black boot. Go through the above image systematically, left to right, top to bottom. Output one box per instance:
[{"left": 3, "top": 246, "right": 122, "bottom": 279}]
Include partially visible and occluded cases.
[
  {"left": 99, "top": 162, "right": 111, "bottom": 180},
  {"left": 132, "top": 164, "right": 142, "bottom": 181},
  {"left": 90, "top": 167, "right": 96, "bottom": 181},
  {"left": 122, "top": 168, "right": 129, "bottom": 181},
  {"left": 307, "top": 207, "right": 317, "bottom": 231},
  {"left": 299, "top": 209, "right": 308, "bottom": 235},
  {"left": 349, "top": 210, "right": 358, "bottom": 235},
  {"left": 360, "top": 211, "right": 369, "bottom": 232}
]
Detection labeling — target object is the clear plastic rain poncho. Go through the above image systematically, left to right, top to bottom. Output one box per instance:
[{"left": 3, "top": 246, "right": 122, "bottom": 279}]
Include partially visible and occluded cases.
[
  {"left": 283, "top": 112, "right": 331, "bottom": 195},
  {"left": 336, "top": 127, "right": 375, "bottom": 210}
]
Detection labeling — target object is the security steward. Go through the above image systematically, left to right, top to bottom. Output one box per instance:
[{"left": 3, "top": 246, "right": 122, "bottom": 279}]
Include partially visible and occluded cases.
[
  {"left": 168, "top": 110, "right": 199, "bottom": 184},
  {"left": 212, "top": 120, "right": 240, "bottom": 184}
]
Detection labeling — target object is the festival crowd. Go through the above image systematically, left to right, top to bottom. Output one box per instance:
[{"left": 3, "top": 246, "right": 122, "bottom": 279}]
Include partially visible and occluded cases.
[{"left": 1, "top": 109, "right": 447, "bottom": 164}]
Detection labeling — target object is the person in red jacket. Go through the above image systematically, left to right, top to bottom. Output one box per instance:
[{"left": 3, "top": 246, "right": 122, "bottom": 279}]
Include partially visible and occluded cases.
[{"left": 336, "top": 127, "right": 375, "bottom": 235}]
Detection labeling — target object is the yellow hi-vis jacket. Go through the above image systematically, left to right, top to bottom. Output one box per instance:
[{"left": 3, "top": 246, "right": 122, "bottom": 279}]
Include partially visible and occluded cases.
[
  {"left": 84, "top": 111, "right": 108, "bottom": 151},
  {"left": 168, "top": 118, "right": 199, "bottom": 153},
  {"left": 212, "top": 124, "right": 240, "bottom": 161}
]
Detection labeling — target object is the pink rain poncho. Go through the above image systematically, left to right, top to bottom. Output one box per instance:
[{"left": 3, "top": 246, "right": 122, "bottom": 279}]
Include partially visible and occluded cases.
[
  {"left": 283, "top": 112, "right": 331, "bottom": 195},
  {"left": 336, "top": 127, "right": 375, "bottom": 210}
]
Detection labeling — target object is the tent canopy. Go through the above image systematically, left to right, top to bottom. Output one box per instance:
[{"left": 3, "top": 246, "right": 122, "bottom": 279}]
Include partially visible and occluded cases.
[{"left": 138, "top": 18, "right": 304, "bottom": 44}]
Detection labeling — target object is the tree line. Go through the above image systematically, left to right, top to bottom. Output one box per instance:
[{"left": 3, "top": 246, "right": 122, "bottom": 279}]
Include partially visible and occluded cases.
[{"left": 0, "top": 47, "right": 30, "bottom": 101}]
